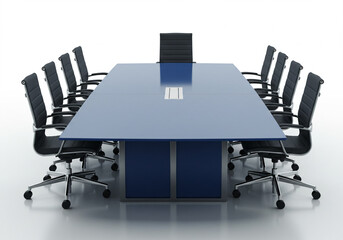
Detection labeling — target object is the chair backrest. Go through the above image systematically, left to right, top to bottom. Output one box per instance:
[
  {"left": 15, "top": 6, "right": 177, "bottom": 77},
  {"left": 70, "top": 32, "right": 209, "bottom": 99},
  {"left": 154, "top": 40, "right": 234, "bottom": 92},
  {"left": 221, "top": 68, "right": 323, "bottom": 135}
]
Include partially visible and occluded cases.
[
  {"left": 160, "top": 33, "right": 193, "bottom": 63},
  {"left": 260, "top": 45, "right": 276, "bottom": 82},
  {"left": 73, "top": 46, "right": 89, "bottom": 82},
  {"left": 270, "top": 52, "right": 288, "bottom": 92},
  {"left": 59, "top": 53, "right": 77, "bottom": 93},
  {"left": 42, "top": 61, "right": 64, "bottom": 108},
  {"left": 281, "top": 61, "right": 303, "bottom": 106},
  {"left": 21, "top": 73, "right": 47, "bottom": 152},
  {"left": 21, "top": 73, "right": 47, "bottom": 129},
  {"left": 298, "top": 73, "right": 324, "bottom": 128}
]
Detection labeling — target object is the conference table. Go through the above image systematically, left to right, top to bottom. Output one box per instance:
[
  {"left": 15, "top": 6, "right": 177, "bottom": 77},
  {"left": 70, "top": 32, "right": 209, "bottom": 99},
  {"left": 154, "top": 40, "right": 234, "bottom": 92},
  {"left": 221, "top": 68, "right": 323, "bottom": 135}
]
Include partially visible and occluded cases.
[{"left": 60, "top": 63, "right": 286, "bottom": 201}]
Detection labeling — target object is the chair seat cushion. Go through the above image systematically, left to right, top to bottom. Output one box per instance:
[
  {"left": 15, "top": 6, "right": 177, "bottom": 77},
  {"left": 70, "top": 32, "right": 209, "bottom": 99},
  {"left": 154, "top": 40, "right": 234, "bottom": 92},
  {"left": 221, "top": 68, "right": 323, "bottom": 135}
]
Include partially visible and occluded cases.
[
  {"left": 262, "top": 98, "right": 279, "bottom": 110},
  {"left": 67, "top": 100, "right": 85, "bottom": 111},
  {"left": 52, "top": 115, "right": 73, "bottom": 126},
  {"left": 242, "top": 134, "right": 311, "bottom": 155},
  {"left": 35, "top": 135, "right": 102, "bottom": 157}
]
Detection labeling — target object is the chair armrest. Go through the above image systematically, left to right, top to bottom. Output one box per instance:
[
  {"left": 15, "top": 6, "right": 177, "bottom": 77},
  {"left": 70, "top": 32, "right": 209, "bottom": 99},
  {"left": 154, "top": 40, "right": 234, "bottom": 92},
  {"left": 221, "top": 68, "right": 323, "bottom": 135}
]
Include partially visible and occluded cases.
[
  {"left": 89, "top": 72, "right": 107, "bottom": 77},
  {"left": 241, "top": 72, "right": 261, "bottom": 76},
  {"left": 247, "top": 78, "right": 263, "bottom": 82},
  {"left": 85, "top": 79, "right": 102, "bottom": 83},
  {"left": 250, "top": 81, "right": 272, "bottom": 86},
  {"left": 77, "top": 82, "right": 99, "bottom": 87},
  {"left": 254, "top": 88, "right": 277, "bottom": 94},
  {"left": 71, "top": 89, "right": 93, "bottom": 94},
  {"left": 262, "top": 92, "right": 280, "bottom": 97},
  {"left": 63, "top": 94, "right": 89, "bottom": 100},
  {"left": 260, "top": 94, "right": 283, "bottom": 99},
  {"left": 265, "top": 103, "right": 291, "bottom": 109},
  {"left": 54, "top": 104, "right": 81, "bottom": 110},
  {"left": 47, "top": 111, "right": 76, "bottom": 117},
  {"left": 271, "top": 111, "right": 298, "bottom": 117},
  {"left": 35, "top": 123, "right": 67, "bottom": 131},
  {"left": 279, "top": 123, "right": 310, "bottom": 131}
]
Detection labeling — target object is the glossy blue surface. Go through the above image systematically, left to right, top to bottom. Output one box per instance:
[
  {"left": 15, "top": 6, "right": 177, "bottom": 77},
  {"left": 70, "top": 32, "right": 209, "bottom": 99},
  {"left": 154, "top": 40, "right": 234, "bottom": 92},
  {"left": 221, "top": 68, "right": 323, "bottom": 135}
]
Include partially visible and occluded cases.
[
  {"left": 60, "top": 63, "right": 285, "bottom": 141},
  {"left": 125, "top": 141, "right": 170, "bottom": 198},
  {"left": 176, "top": 141, "right": 222, "bottom": 198}
]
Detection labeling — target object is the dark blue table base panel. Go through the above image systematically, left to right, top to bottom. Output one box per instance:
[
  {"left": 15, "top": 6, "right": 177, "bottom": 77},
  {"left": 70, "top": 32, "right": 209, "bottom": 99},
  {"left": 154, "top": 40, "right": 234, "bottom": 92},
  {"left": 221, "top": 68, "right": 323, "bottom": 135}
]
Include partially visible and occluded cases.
[
  {"left": 124, "top": 141, "right": 223, "bottom": 199},
  {"left": 125, "top": 141, "right": 170, "bottom": 198},
  {"left": 176, "top": 141, "right": 222, "bottom": 198}
]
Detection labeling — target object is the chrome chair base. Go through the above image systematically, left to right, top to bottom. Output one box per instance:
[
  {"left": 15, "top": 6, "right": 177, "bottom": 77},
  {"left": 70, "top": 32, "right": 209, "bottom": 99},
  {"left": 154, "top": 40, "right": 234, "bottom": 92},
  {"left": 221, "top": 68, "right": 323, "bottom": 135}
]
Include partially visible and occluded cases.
[
  {"left": 228, "top": 151, "right": 299, "bottom": 171},
  {"left": 24, "top": 161, "right": 110, "bottom": 209},
  {"left": 232, "top": 162, "right": 320, "bottom": 209}
]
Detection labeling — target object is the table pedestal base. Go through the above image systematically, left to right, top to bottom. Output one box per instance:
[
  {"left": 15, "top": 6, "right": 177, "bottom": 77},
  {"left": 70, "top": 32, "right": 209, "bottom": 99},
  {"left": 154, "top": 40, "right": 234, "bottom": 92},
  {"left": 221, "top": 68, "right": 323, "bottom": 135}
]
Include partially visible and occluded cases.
[{"left": 119, "top": 141, "right": 227, "bottom": 202}]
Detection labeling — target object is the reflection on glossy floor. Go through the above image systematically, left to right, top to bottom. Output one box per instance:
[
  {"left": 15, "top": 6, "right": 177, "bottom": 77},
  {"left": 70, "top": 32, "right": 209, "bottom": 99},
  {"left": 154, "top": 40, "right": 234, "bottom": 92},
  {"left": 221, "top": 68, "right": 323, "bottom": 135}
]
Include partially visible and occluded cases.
[{"left": 1, "top": 140, "right": 342, "bottom": 240}]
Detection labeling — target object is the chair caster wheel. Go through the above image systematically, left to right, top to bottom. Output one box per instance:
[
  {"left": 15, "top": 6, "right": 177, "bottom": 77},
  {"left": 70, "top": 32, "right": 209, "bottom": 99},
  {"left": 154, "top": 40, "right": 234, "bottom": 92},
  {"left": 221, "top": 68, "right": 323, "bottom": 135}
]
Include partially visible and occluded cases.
[
  {"left": 228, "top": 146, "right": 234, "bottom": 153},
  {"left": 113, "top": 147, "right": 119, "bottom": 155},
  {"left": 239, "top": 149, "right": 247, "bottom": 155},
  {"left": 98, "top": 151, "right": 105, "bottom": 157},
  {"left": 98, "top": 158, "right": 105, "bottom": 164},
  {"left": 228, "top": 162, "right": 235, "bottom": 170},
  {"left": 111, "top": 163, "right": 119, "bottom": 171},
  {"left": 291, "top": 163, "right": 299, "bottom": 171},
  {"left": 49, "top": 164, "right": 57, "bottom": 171},
  {"left": 43, "top": 174, "right": 51, "bottom": 181},
  {"left": 91, "top": 174, "right": 98, "bottom": 181},
  {"left": 293, "top": 174, "right": 301, "bottom": 181},
  {"left": 245, "top": 175, "right": 253, "bottom": 182},
  {"left": 103, "top": 189, "right": 111, "bottom": 198},
  {"left": 232, "top": 189, "right": 241, "bottom": 198},
  {"left": 24, "top": 190, "right": 32, "bottom": 200},
  {"left": 312, "top": 190, "right": 321, "bottom": 200},
  {"left": 62, "top": 200, "right": 71, "bottom": 209},
  {"left": 276, "top": 200, "right": 285, "bottom": 209}
]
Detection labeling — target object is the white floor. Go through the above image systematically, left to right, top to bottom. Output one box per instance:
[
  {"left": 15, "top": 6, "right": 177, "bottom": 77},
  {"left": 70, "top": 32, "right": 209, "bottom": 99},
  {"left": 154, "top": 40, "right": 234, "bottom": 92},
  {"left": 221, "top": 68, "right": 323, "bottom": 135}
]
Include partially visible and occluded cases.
[{"left": 1, "top": 135, "right": 342, "bottom": 240}]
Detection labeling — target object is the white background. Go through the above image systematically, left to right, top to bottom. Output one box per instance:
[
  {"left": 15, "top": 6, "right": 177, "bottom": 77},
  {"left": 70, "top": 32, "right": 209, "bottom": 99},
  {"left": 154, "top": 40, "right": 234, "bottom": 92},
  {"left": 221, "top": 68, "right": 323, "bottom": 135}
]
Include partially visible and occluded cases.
[{"left": 0, "top": 0, "right": 343, "bottom": 239}]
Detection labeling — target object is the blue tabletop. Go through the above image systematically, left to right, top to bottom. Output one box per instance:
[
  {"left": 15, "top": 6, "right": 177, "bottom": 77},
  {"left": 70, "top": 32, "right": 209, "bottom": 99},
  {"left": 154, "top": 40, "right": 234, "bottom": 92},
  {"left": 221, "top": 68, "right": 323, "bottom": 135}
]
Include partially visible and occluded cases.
[{"left": 60, "top": 63, "right": 286, "bottom": 141}]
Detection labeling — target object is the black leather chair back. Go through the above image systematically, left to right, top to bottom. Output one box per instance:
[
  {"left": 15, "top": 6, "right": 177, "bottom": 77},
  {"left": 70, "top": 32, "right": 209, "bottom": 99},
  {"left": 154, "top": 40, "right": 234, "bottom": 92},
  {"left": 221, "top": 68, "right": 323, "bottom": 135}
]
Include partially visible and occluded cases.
[
  {"left": 160, "top": 33, "right": 193, "bottom": 63},
  {"left": 260, "top": 45, "right": 276, "bottom": 82},
  {"left": 73, "top": 46, "right": 89, "bottom": 82},
  {"left": 270, "top": 52, "right": 288, "bottom": 92},
  {"left": 59, "top": 53, "right": 77, "bottom": 93},
  {"left": 282, "top": 61, "right": 303, "bottom": 107},
  {"left": 42, "top": 62, "right": 64, "bottom": 107},
  {"left": 296, "top": 72, "right": 324, "bottom": 150},
  {"left": 21, "top": 73, "right": 47, "bottom": 152},
  {"left": 22, "top": 73, "right": 47, "bottom": 129},
  {"left": 298, "top": 73, "right": 324, "bottom": 128}
]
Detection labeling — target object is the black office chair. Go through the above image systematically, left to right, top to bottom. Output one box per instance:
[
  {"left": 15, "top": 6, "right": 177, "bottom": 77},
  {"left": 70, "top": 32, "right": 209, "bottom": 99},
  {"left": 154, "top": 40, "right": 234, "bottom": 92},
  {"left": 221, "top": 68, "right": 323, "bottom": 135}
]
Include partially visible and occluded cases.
[
  {"left": 159, "top": 33, "right": 194, "bottom": 63},
  {"left": 241, "top": 45, "right": 276, "bottom": 83},
  {"left": 72, "top": 46, "right": 108, "bottom": 83},
  {"left": 228, "top": 52, "right": 288, "bottom": 155},
  {"left": 249, "top": 52, "right": 288, "bottom": 97},
  {"left": 59, "top": 53, "right": 98, "bottom": 96},
  {"left": 61, "top": 53, "right": 120, "bottom": 156},
  {"left": 263, "top": 60, "right": 303, "bottom": 111},
  {"left": 42, "top": 61, "right": 86, "bottom": 114},
  {"left": 42, "top": 61, "right": 119, "bottom": 170},
  {"left": 229, "top": 61, "right": 303, "bottom": 170},
  {"left": 230, "top": 72, "right": 323, "bottom": 209},
  {"left": 22, "top": 73, "right": 112, "bottom": 209}
]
